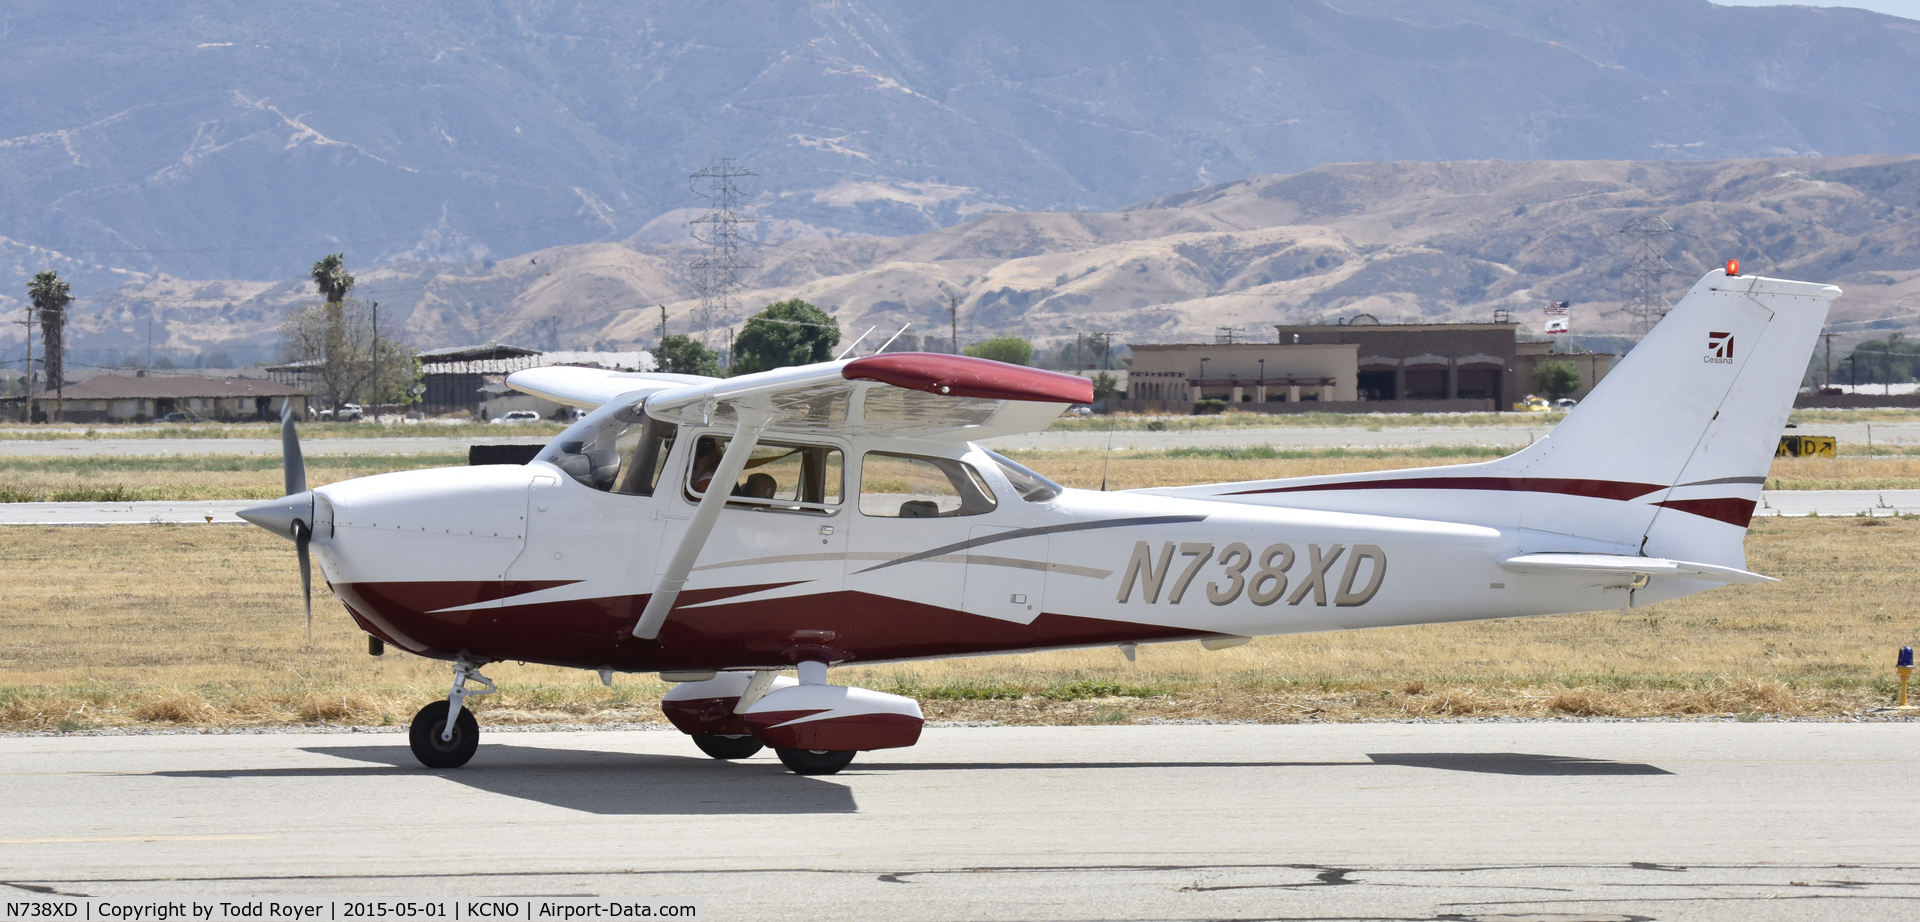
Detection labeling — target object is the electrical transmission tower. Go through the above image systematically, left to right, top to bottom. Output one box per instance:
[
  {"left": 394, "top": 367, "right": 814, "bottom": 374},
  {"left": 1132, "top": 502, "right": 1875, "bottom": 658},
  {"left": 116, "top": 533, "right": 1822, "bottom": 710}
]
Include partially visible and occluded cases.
[
  {"left": 687, "top": 159, "right": 758, "bottom": 355},
  {"left": 1616, "top": 216, "right": 1675, "bottom": 335}
]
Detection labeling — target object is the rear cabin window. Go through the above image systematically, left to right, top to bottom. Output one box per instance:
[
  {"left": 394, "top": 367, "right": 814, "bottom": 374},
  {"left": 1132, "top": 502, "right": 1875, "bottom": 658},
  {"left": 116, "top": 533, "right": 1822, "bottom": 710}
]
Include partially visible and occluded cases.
[
  {"left": 684, "top": 435, "right": 843, "bottom": 512},
  {"left": 859, "top": 452, "right": 997, "bottom": 518}
]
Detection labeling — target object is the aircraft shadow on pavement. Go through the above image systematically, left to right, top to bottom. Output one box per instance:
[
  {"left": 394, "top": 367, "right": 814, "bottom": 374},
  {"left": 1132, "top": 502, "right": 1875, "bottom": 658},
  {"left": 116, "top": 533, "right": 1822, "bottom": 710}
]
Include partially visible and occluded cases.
[
  {"left": 154, "top": 744, "right": 857, "bottom": 816},
  {"left": 856, "top": 752, "right": 1670, "bottom": 776},
  {"left": 1366, "top": 752, "right": 1673, "bottom": 776}
]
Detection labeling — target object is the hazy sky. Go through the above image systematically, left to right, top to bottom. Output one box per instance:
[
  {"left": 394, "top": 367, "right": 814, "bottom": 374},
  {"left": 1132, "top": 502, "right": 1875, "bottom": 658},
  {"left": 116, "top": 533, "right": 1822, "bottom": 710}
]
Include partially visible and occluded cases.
[{"left": 1716, "top": 0, "right": 1920, "bottom": 19}]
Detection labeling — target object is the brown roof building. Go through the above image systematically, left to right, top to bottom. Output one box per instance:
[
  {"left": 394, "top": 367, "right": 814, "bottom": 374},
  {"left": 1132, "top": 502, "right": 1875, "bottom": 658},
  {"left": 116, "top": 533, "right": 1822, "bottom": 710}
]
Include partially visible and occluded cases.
[{"left": 28, "top": 374, "right": 310, "bottom": 422}]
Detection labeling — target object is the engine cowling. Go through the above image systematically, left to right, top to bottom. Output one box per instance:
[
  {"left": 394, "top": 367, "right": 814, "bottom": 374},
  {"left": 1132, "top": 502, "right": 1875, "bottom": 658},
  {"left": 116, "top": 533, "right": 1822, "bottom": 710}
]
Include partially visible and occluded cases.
[
  {"left": 661, "top": 672, "right": 799, "bottom": 737},
  {"left": 741, "top": 685, "right": 924, "bottom": 751}
]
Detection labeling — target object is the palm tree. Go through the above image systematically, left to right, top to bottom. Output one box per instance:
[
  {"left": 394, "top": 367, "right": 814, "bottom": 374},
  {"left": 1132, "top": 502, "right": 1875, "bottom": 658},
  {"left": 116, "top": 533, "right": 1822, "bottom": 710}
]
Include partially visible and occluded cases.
[
  {"left": 309, "top": 253, "right": 355, "bottom": 305},
  {"left": 310, "top": 254, "right": 355, "bottom": 410},
  {"left": 27, "top": 271, "right": 70, "bottom": 421}
]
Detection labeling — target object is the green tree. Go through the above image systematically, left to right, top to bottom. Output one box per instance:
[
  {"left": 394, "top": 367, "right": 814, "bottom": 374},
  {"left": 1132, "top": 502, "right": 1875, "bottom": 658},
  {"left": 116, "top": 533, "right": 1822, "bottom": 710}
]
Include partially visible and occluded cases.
[
  {"left": 27, "top": 270, "right": 71, "bottom": 421},
  {"left": 279, "top": 298, "right": 419, "bottom": 410},
  {"left": 731, "top": 299, "right": 840, "bottom": 375},
  {"left": 1845, "top": 332, "right": 1920, "bottom": 384},
  {"left": 656, "top": 335, "right": 722, "bottom": 377},
  {"left": 964, "top": 336, "right": 1034, "bottom": 366},
  {"left": 1532, "top": 359, "right": 1582, "bottom": 401},
  {"left": 1091, "top": 371, "right": 1120, "bottom": 400}
]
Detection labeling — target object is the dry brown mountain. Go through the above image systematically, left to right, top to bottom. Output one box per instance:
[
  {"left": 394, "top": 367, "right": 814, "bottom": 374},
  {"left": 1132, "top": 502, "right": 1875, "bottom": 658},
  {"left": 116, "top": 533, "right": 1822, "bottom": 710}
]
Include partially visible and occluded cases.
[{"left": 61, "top": 155, "right": 1920, "bottom": 364}]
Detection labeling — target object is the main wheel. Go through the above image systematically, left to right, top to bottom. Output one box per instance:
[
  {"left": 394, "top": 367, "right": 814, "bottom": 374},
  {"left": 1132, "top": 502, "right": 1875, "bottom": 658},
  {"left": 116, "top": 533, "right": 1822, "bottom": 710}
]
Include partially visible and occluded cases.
[
  {"left": 408, "top": 700, "right": 479, "bottom": 768},
  {"left": 692, "top": 734, "right": 764, "bottom": 760},
  {"left": 776, "top": 748, "right": 857, "bottom": 775}
]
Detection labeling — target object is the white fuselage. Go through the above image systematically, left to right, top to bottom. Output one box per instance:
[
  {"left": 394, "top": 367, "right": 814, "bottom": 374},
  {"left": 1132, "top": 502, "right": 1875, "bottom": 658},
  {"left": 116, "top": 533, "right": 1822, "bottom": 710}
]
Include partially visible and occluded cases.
[{"left": 309, "top": 427, "right": 1664, "bottom": 672}]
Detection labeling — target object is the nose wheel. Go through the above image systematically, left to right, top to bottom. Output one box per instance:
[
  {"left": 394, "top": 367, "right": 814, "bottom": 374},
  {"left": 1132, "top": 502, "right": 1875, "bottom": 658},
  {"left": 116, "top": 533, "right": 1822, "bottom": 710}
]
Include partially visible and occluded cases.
[
  {"left": 408, "top": 660, "right": 494, "bottom": 768},
  {"left": 409, "top": 700, "right": 479, "bottom": 768}
]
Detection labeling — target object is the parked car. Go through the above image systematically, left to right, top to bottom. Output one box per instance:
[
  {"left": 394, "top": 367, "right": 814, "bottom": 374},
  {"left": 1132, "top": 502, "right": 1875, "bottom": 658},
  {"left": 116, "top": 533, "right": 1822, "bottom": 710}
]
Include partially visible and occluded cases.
[
  {"left": 1512, "top": 395, "right": 1551, "bottom": 413},
  {"left": 1554, "top": 397, "right": 1578, "bottom": 409},
  {"left": 318, "top": 403, "right": 364, "bottom": 421},
  {"left": 490, "top": 410, "right": 543, "bottom": 425},
  {"left": 154, "top": 411, "right": 191, "bottom": 424}
]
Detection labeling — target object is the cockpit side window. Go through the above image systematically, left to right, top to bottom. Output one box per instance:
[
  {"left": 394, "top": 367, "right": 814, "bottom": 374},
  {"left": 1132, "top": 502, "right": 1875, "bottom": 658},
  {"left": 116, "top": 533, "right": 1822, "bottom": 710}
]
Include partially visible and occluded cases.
[
  {"left": 543, "top": 399, "right": 676, "bottom": 495},
  {"left": 614, "top": 415, "right": 677, "bottom": 496},
  {"left": 684, "top": 434, "right": 843, "bottom": 513},
  {"left": 859, "top": 452, "right": 998, "bottom": 518}
]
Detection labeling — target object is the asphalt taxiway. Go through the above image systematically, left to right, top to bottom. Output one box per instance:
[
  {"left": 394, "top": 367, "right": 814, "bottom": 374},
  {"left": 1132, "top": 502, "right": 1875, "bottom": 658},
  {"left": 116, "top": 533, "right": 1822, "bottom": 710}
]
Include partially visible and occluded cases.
[{"left": 1, "top": 723, "right": 1913, "bottom": 921}]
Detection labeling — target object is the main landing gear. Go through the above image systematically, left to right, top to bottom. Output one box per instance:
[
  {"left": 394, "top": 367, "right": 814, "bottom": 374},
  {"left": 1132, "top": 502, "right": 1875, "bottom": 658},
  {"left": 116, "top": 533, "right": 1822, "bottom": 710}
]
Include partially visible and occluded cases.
[
  {"left": 408, "top": 660, "right": 494, "bottom": 768},
  {"left": 660, "top": 661, "right": 925, "bottom": 775}
]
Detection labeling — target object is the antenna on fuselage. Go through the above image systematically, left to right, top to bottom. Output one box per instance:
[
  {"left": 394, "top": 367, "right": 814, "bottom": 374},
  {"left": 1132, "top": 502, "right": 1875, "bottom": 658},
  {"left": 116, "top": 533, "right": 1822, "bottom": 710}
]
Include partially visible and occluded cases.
[
  {"left": 874, "top": 322, "right": 912, "bottom": 354},
  {"left": 836, "top": 326, "right": 878, "bottom": 360},
  {"left": 1099, "top": 414, "right": 1115, "bottom": 491}
]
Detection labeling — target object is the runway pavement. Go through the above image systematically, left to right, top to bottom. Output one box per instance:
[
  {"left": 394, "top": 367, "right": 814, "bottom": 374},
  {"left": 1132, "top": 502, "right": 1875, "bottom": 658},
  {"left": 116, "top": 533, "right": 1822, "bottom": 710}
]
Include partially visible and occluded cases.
[
  {"left": 0, "top": 436, "right": 547, "bottom": 458},
  {"left": 0, "top": 491, "right": 1913, "bottom": 525},
  {"left": 1, "top": 723, "right": 1913, "bottom": 921}
]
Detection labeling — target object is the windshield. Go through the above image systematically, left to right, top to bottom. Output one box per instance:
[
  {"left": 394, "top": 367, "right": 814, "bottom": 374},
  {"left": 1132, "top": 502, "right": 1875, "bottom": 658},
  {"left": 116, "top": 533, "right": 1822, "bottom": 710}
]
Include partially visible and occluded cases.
[
  {"left": 538, "top": 398, "right": 662, "bottom": 493},
  {"left": 981, "top": 449, "right": 1063, "bottom": 503}
]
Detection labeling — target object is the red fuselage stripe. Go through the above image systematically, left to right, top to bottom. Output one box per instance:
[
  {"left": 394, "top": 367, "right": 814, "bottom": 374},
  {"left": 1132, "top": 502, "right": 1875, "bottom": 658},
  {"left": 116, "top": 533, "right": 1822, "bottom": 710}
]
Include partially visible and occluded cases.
[
  {"left": 1222, "top": 476, "right": 1668, "bottom": 501},
  {"left": 1653, "top": 497, "right": 1758, "bottom": 528}
]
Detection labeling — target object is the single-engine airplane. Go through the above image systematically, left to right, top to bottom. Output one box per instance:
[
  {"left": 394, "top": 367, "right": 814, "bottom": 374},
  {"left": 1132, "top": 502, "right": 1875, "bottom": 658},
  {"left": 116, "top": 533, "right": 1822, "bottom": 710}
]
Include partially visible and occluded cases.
[{"left": 239, "top": 266, "right": 1836, "bottom": 774}]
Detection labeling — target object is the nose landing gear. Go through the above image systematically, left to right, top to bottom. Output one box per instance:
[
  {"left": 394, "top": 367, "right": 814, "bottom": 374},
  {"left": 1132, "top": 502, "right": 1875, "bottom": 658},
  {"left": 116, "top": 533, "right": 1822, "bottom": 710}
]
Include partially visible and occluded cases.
[{"left": 408, "top": 660, "right": 494, "bottom": 768}]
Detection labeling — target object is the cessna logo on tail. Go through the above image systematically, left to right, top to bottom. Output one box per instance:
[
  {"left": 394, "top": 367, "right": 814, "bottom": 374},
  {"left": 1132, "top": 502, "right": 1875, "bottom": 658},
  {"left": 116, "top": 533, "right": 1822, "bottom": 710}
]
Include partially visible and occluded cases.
[
  {"left": 1706, "top": 332, "right": 1734, "bottom": 364},
  {"left": 1116, "top": 541, "right": 1386, "bottom": 607}
]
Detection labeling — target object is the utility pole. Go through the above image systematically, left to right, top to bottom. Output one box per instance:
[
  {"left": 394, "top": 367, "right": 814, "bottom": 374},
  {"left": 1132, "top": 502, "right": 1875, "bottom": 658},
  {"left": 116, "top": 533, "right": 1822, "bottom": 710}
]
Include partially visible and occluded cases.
[
  {"left": 688, "top": 159, "right": 757, "bottom": 350},
  {"left": 1615, "top": 216, "right": 1675, "bottom": 335},
  {"left": 948, "top": 293, "right": 960, "bottom": 354},
  {"left": 371, "top": 301, "right": 380, "bottom": 423},
  {"left": 17, "top": 303, "right": 34, "bottom": 423},
  {"left": 1090, "top": 331, "right": 1116, "bottom": 369},
  {"left": 1822, "top": 332, "right": 1836, "bottom": 390}
]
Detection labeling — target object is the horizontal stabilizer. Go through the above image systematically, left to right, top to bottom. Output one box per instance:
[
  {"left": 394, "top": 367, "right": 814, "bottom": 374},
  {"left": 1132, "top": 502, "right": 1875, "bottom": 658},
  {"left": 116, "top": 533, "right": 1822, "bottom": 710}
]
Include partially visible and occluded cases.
[
  {"left": 507, "top": 366, "right": 717, "bottom": 409},
  {"left": 1500, "top": 553, "right": 1775, "bottom": 584}
]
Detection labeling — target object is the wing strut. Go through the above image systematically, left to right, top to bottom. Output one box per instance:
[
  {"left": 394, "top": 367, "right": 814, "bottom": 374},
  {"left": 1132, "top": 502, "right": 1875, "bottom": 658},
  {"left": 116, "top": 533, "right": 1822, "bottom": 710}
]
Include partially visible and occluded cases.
[{"left": 632, "top": 404, "right": 779, "bottom": 640}]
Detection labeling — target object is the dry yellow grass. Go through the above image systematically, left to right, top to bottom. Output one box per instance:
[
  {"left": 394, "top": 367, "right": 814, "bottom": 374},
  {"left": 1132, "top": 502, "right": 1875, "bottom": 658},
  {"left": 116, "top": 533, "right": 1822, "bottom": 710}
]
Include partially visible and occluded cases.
[
  {"left": 0, "top": 454, "right": 466, "bottom": 502},
  {"left": 0, "top": 515, "right": 1911, "bottom": 730}
]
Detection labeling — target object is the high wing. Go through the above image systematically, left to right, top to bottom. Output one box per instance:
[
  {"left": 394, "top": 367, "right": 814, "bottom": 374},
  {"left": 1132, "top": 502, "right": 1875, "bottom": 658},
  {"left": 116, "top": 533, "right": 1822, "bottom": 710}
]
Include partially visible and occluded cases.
[
  {"left": 507, "top": 352, "right": 1093, "bottom": 642},
  {"left": 508, "top": 353, "right": 1092, "bottom": 441}
]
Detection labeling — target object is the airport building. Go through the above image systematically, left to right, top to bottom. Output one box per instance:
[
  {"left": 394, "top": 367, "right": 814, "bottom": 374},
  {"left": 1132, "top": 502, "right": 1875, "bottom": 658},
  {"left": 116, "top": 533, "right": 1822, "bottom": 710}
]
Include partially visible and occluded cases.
[{"left": 1111, "top": 320, "right": 1615, "bottom": 413}]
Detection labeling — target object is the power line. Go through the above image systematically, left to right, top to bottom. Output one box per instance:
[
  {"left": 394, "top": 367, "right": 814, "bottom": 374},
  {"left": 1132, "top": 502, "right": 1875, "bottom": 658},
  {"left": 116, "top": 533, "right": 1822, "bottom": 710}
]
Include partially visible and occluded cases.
[
  {"left": 687, "top": 158, "right": 758, "bottom": 358},
  {"left": 1614, "top": 215, "right": 1675, "bottom": 335}
]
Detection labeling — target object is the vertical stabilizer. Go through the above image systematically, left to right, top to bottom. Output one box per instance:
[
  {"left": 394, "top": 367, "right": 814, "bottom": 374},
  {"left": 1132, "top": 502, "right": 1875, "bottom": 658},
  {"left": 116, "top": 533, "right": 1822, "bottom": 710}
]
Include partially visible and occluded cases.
[{"left": 1505, "top": 269, "right": 1837, "bottom": 564}]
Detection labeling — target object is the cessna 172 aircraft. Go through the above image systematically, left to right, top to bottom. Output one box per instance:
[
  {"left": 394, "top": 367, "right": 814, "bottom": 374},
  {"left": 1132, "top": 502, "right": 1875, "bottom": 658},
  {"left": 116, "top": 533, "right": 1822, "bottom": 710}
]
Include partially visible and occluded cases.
[{"left": 239, "top": 265, "right": 1836, "bottom": 774}]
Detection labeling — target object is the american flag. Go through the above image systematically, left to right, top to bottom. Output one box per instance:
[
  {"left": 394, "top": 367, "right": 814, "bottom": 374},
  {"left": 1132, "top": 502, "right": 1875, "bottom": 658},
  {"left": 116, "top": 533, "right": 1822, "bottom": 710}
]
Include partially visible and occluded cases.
[{"left": 1543, "top": 301, "right": 1570, "bottom": 316}]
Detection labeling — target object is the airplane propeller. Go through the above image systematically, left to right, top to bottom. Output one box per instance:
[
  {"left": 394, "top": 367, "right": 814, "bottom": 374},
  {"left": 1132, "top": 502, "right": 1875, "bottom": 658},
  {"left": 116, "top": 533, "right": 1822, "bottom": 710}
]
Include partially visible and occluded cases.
[{"left": 237, "top": 402, "right": 315, "bottom": 642}]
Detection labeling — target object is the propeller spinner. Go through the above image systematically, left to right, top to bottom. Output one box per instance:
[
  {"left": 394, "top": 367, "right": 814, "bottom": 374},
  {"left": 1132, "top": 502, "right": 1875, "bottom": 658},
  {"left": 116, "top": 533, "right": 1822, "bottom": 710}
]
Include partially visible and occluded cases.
[{"left": 236, "top": 403, "right": 314, "bottom": 640}]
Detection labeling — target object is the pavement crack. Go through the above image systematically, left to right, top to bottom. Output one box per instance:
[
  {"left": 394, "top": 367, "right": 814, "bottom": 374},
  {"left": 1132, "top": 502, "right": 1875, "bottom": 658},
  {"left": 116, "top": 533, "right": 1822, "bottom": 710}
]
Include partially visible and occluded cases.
[
  {"left": 1628, "top": 861, "right": 1687, "bottom": 872},
  {"left": 3, "top": 881, "right": 92, "bottom": 897}
]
